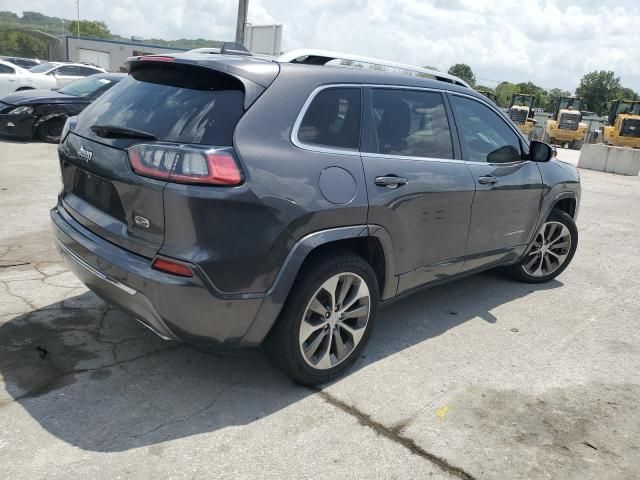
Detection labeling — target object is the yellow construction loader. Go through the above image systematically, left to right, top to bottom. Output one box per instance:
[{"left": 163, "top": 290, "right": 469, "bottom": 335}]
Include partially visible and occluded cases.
[
  {"left": 476, "top": 89, "right": 497, "bottom": 104},
  {"left": 508, "top": 94, "right": 536, "bottom": 139},
  {"left": 543, "top": 96, "right": 587, "bottom": 149},
  {"left": 602, "top": 100, "right": 640, "bottom": 148}
]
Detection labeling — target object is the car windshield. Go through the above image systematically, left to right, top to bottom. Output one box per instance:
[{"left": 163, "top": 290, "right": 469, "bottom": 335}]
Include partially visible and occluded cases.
[
  {"left": 29, "top": 62, "right": 57, "bottom": 73},
  {"left": 59, "top": 76, "right": 116, "bottom": 97}
]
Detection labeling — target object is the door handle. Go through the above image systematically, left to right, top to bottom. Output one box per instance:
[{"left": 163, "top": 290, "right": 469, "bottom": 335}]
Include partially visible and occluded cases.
[
  {"left": 375, "top": 175, "right": 408, "bottom": 188},
  {"left": 478, "top": 175, "right": 499, "bottom": 185}
]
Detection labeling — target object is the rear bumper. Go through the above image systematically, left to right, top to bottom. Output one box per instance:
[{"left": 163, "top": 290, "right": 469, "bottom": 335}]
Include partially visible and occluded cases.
[
  {"left": 0, "top": 113, "right": 36, "bottom": 139},
  {"left": 51, "top": 204, "right": 265, "bottom": 345}
]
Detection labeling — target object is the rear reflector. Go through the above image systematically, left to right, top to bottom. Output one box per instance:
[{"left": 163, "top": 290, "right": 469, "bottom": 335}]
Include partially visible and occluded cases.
[
  {"left": 127, "top": 143, "right": 243, "bottom": 186},
  {"left": 152, "top": 258, "right": 193, "bottom": 277}
]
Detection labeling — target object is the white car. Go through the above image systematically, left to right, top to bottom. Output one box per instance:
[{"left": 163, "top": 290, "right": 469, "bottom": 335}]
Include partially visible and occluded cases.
[
  {"left": 0, "top": 60, "right": 57, "bottom": 98},
  {"left": 28, "top": 62, "right": 106, "bottom": 88}
]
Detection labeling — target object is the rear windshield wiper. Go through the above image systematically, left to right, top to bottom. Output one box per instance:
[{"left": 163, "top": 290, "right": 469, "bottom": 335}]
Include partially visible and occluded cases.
[{"left": 91, "top": 124, "right": 156, "bottom": 140}]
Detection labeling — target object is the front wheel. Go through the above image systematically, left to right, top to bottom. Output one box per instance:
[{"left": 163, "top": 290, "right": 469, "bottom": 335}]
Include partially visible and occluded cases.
[
  {"left": 37, "top": 117, "right": 66, "bottom": 143},
  {"left": 571, "top": 139, "right": 584, "bottom": 150},
  {"left": 508, "top": 210, "right": 578, "bottom": 283},
  {"left": 265, "top": 251, "right": 379, "bottom": 385}
]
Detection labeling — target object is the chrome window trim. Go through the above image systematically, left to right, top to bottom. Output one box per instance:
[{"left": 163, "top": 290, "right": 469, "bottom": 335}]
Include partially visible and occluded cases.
[
  {"left": 291, "top": 83, "right": 530, "bottom": 166},
  {"left": 291, "top": 83, "right": 363, "bottom": 156}
]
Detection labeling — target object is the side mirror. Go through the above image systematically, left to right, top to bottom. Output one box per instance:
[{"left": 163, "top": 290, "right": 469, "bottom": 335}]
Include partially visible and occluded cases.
[{"left": 529, "top": 141, "right": 553, "bottom": 162}]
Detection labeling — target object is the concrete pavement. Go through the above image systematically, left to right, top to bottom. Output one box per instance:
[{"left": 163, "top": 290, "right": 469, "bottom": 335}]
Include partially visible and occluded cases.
[{"left": 0, "top": 141, "right": 638, "bottom": 479}]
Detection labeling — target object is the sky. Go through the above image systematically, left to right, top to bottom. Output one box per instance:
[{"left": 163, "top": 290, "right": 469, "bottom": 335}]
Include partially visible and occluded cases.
[{"left": 3, "top": 0, "right": 640, "bottom": 92}]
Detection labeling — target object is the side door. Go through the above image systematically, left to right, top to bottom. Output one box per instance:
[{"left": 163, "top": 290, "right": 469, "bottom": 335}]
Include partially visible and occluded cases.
[
  {"left": 0, "top": 63, "right": 17, "bottom": 96},
  {"left": 51, "top": 65, "right": 80, "bottom": 87},
  {"left": 362, "top": 87, "right": 476, "bottom": 294},
  {"left": 448, "top": 93, "right": 543, "bottom": 271}
]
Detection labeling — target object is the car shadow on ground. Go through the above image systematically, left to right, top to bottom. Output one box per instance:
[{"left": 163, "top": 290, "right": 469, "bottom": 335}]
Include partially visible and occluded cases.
[{"left": 0, "top": 269, "right": 562, "bottom": 452}]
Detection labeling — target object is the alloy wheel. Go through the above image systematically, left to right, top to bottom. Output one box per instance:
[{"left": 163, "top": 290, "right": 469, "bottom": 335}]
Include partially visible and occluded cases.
[
  {"left": 522, "top": 221, "right": 572, "bottom": 277},
  {"left": 298, "top": 273, "right": 370, "bottom": 370}
]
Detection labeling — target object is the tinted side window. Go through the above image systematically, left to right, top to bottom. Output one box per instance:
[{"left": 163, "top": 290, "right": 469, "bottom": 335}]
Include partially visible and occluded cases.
[
  {"left": 0, "top": 64, "right": 15, "bottom": 74},
  {"left": 56, "top": 66, "right": 79, "bottom": 76},
  {"left": 78, "top": 66, "right": 100, "bottom": 76},
  {"left": 297, "top": 87, "right": 361, "bottom": 150},
  {"left": 368, "top": 89, "right": 453, "bottom": 159},
  {"left": 450, "top": 95, "right": 522, "bottom": 164}
]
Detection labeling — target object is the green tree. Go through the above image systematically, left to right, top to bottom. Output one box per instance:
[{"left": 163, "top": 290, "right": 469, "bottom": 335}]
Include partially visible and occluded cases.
[
  {"left": 67, "top": 20, "right": 111, "bottom": 39},
  {"left": 0, "top": 30, "right": 47, "bottom": 58},
  {"left": 447, "top": 63, "right": 475, "bottom": 86},
  {"left": 575, "top": 70, "right": 621, "bottom": 115},
  {"left": 495, "top": 81, "right": 518, "bottom": 108},
  {"left": 514, "top": 81, "right": 547, "bottom": 109},
  {"left": 617, "top": 87, "right": 639, "bottom": 101},
  {"left": 545, "top": 88, "right": 572, "bottom": 112}
]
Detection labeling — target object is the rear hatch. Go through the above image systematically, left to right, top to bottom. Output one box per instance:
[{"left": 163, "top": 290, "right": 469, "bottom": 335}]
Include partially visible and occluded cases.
[{"left": 58, "top": 57, "right": 276, "bottom": 258}]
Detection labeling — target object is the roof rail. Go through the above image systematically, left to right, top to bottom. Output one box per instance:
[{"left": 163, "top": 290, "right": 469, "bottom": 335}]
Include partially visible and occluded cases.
[{"left": 277, "top": 49, "right": 470, "bottom": 88}]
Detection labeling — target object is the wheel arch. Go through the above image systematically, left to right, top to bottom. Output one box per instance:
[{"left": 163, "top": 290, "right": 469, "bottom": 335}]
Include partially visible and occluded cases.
[
  {"left": 525, "top": 190, "right": 578, "bottom": 254},
  {"left": 552, "top": 196, "right": 577, "bottom": 219},
  {"left": 239, "top": 224, "right": 397, "bottom": 346}
]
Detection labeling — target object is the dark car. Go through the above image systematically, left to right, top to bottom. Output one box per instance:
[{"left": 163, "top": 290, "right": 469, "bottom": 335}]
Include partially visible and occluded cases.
[
  {"left": 51, "top": 52, "right": 580, "bottom": 385},
  {"left": 0, "top": 56, "right": 42, "bottom": 69},
  {"left": 0, "top": 73, "right": 124, "bottom": 142}
]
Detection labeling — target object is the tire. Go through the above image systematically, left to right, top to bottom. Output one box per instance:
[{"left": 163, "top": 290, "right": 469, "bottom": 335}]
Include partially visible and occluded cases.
[
  {"left": 37, "top": 117, "right": 66, "bottom": 143},
  {"left": 571, "top": 139, "right": 584, "bottom": 150},
  {"left": 508, "top": 209, "right": 578, "bottom": 283},
  {"left": 264, "top": 251, "right": 379, "bottom": 385}
]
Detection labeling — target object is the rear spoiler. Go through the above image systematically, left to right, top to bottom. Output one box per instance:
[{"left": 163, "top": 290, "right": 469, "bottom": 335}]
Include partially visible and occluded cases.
[{"left": 125, "top": 54, "right": 280, "bottom": 109}]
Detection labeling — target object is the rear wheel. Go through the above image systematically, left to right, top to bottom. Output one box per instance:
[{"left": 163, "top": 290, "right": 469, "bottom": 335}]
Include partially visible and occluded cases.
[
  {"left": 37, "top": 117, "right": 66, "bottom": 143},
  {"left": 508, "top": 210, "right": 578, "bottom": 283},
  {"left": 265, "top": 251, "right": 379, "bottom": 385}
]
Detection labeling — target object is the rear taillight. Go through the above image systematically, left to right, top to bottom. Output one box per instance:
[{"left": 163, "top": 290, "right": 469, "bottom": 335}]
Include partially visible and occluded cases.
[
  {"left": 139, "top": 55, "right": 175, "bottom": 62},
  {"left": 127, "top": 144, "right": 243, "bottom": 186}
]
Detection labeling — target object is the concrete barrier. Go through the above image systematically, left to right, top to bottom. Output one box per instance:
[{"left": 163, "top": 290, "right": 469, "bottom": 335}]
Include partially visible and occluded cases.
[{"left": 578, "top": 143, "right": 640, "bottom": 176}]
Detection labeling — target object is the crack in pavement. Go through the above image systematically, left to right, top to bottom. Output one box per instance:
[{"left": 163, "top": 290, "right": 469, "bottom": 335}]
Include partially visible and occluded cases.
[
  {"left": 0, "top": 261, "right": 30, "bottom": 269},
  {"left": 1, "top": 344, "right": 184, "bottom": 406},
  {"left": 132, "top": 383, "right": 238, "bottom": 441},
  {"left": 315, "top": 389, "right": 478, "bottom": 480}
]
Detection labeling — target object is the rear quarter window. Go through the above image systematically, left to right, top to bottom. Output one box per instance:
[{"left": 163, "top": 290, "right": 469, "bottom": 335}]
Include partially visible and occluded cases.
[
  {"left": 76, "top": 63, "right": 245, "bottom": 146},
  {"left": 296, "top": 87, "right": 362, "bottom": 150}
]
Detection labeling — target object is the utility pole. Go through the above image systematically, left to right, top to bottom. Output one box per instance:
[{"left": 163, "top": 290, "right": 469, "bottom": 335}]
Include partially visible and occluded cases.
[
  {"left": 76, "top": 0, "right": 80, "bottom": 39},
  {"left": 235, "top": 0, "right": 249, "bottom": 45}
]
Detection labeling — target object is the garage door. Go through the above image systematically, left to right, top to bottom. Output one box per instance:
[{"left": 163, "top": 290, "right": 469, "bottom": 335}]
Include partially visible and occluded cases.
[{"left": 78, "top": 49, "right": 111, "bottom": 70}]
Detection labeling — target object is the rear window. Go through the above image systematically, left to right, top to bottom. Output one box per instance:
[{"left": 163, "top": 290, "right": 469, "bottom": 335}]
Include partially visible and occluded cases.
[{"left": 77, "top": 63, "right": 245, "bottom": 145}]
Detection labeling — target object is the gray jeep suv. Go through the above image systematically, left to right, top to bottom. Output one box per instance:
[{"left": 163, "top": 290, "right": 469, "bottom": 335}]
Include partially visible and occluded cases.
[{"left": 51, "top": 52, "right": 580, "bottom": 384}]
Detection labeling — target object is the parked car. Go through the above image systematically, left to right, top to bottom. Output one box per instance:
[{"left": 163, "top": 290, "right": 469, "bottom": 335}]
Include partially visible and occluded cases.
[
  {"left": 51, "top": 51, "right": 580, "bottom": 385},
  {"left": 0, "top": 56, "right": 43, "bottom": 69},
  {"left": 0, "top": 59, "right": 57, "bottom": 98},
  {"left": 29, "top": 62, "right": 106, "bottom": 88},
  {"left": 0, "top": 73, "right": 124, "bottom": 142}
]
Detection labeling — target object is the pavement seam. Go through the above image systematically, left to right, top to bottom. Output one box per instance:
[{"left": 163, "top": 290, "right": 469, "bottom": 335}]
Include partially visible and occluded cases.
[{"left": 315, "top": 389, "right": 478, "bottom": 480}]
